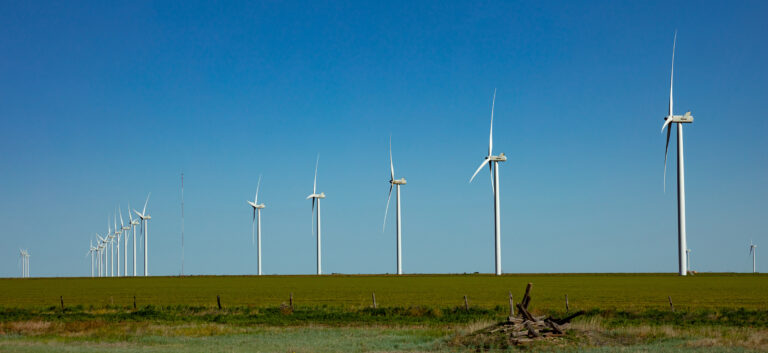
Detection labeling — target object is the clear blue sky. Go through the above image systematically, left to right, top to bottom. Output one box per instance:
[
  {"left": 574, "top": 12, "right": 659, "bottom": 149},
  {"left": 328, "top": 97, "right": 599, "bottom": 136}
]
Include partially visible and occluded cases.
[{"left": 1, "top": 1, "right": 766, "bottom": 277}]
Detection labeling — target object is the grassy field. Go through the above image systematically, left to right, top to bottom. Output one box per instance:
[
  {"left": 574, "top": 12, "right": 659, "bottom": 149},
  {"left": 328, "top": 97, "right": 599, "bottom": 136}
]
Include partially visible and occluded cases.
[
  {"left": 1, "top": 273, "right": 766, "bottom": 311},
  {"left": 1, "top": 273, "right": 767, "bottom": 352}
]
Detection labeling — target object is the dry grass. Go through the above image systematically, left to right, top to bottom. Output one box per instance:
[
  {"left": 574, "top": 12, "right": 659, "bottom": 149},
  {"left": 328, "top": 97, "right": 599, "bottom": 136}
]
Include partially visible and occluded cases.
[{"left": 570, "top": 317, "right": 768, "bottom": 351}]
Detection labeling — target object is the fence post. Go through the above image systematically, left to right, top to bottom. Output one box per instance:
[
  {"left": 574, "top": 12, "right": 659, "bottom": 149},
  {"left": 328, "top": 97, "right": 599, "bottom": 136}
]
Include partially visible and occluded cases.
[
  {"left": 290, "top": 292, "right": 294, "bottom": 310},
  {"left": 372, "top": 292, "right": 377, "bottom": 309},
  {"left": 509, "top": 292, "right": 514, "bottom": 317},
  {"left": 565, "top": 294, "right": 569, "bottom": 313},
  {"left": 133, "top": 295, "right": 137, "bottom": 309},
  {"left": 217, "top": 295, "right": 222, "bottom": 310},
  {"left": 464, "top": 295, "right": 469, "bottom": 312},
  {"left": 60, "top": 296, "right": 64, "bottom": 310},
  {"left": 668, "top": 296, "right": 674, "bottom": 312}
]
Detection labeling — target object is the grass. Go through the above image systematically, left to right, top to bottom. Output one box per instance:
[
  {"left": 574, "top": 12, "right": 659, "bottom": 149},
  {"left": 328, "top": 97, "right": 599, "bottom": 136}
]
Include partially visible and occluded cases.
[
  {"left": 1, "top": 273, "right": 766, "bottom": 310},
  {"left": 1, "top": 273, "right": 767, "bottom": 352}
]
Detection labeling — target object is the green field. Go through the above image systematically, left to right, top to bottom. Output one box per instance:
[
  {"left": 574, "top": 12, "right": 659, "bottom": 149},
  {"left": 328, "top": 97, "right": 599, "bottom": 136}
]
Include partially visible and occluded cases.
[
  {"left": 1, "top": 273, "right": 766, "bottom": 310},
  {"left": 1, "top": 274, "right": 767, "bottom": 352}
]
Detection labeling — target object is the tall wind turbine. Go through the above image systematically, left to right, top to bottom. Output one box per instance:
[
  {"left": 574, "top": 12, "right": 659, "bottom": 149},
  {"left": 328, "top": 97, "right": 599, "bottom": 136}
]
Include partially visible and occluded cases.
[
  {"left": 661, "top": 31, "right": 694, "bottom": 276},
  {"left": 469, "top": 89, "right": 507, "bottom": 276},
  {"left": 383, "top": 137, "right": 406, "bottom": 275},
  {"left": 306, "top": 156, "right": 326, "bottom": 275},
  {"left": 247, "top": 175, "right": 266, "bottom": 276},
  {"left": 133, "top": 193, "right": 151, "bottom": 276},
  {"left": 128, "top": 203, "right": 139, "bottom": 276},
  {"left": 120, "top": 207, "right": 130, "bottom": 277},
  {"left": 114, "top": 211, "right": 122, "bottom": 277},
  {"left": 107, "top": 218, "right": 114, "bottom": 277},
  {"left": 88, "top": 240, "right": 96, "bottom": 277},
  {"left": 750, "top": 241, "right": 757, "bottom": 273},
  {"left": 685, "top": 248, "right": 691, "bottom": 272},
  {"left": 18, "top": 249, "right": 26, "bottom": 278}
]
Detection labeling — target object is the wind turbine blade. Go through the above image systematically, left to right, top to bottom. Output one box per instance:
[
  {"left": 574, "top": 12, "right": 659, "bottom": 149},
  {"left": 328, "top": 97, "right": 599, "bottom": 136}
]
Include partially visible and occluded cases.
[
  {"left": 669, "top": 31, "right": 676, "bottom": 117},
  {"left": 489, "top": 88, "right": 496, "bottom": 157},
  {"left": 660, "top": 117, "right": 674, "bottom": 133},
  {"left": 663, "top": 124, "right": 671, "bottom": 192},
  {"left": 389, "top": 136, "right": 395, "bottom": 181},
  {"left": 313, "top": 155, "right": 319, "bottom": 194},
  {"left": 469, "top": 159, "right": 491, "bottom": 183},
  {"left": 489, "top": 161, "right": 494, "bottom": 194},
  {"left": 255, "top": 175, "right": 262, "bottom": 204},
  {"left": 383, "top": 184, "right": 393, "bottom": 232},
  {"left": 142, "top": 193, "right": 151, "bottom": 215},
  {"left": 128, "top": 203, "right": 133, "bottom": 222},
  {"left": 119, "top": 206, "right": 124, "bottom": 227},
  {"left": 252, "top": 209, "right": 256, "bottom": 245}
]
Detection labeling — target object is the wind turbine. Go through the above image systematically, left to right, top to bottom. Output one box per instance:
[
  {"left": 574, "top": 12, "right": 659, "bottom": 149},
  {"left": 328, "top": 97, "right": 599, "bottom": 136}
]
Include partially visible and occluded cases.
[
  {"left": 660, "top": 31, "right": 695, "bottom": 276},
  {"left": 469, "top": 89, "right": 507, "bottom": 276},
  {"left": 383, "top": 137, "right": 407, "bottom": 275},
  {"left": 306, "top": 156, "right": 325, "bottom": 275},
  {"left": 247, "top": 175, "right": 266, "bottom": 276},
  {"left": 133, "top": 193, "right": 151, "bottom": 276},
  {"left": 129, "top": 203, "right": 139, "bottom": 276},
  {"left": 120, "top": 207, "right": 130, "bottom": 277},
  {"left": 114, "top": 211, "right": 122, "bottom": 277},
  {"left": 107, "top": 217, "right": 114, "bottom": 277},
  {"left": 97, "top": 234, "right": 106, "bottom": 277},
  {"left": 88, "top": 239, "right": 96, "bottom": 277},
  {"left": 750, "top": 241, "right": 757, "bottom": 273},
  {"left": 685, "top": 248, "right": 691, "bottom": 272},
  {"left": 18, "top": 249, "right": 26, "bottom": 278}
]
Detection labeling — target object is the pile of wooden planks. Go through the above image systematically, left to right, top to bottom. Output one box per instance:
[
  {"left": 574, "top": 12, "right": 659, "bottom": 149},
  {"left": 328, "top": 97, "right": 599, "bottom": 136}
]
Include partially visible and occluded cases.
[{"left": 489, "top": 283, "right": 584, "bottom": 344}]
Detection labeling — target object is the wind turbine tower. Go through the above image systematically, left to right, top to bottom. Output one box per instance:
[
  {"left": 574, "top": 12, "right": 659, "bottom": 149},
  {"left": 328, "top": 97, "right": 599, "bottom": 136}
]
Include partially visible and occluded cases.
[
  {"left": 661, "top": 31, "right": 695, "bottom": 276},
  {"left": 469, "top": 89, "right": 507, "bottom": 276},
  {"left": 383, "top": 137, "right": 407, "bottom": 275},
  {"left": 306, "top": 156, "right": 326, "bottom": 275},
  {"left": 247, "top": 175, "right": 266, "bottom": 275},
  {"left": 133, "top": 193, "right": 151, "bottom": 276},
  {"left": 750, "top": 241, "right": 757, "bottom": 273}
]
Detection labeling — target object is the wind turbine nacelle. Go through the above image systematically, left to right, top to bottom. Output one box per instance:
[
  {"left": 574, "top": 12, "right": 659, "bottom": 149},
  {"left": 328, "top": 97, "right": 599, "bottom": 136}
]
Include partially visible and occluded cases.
[
  {"left": 666, "top": 112, "right": 694, "bottom": 123},
  {"left": 489, "top": 153, "right": 507, "bottom": 162},
  {"left": 392, "top": 178, "right": 407, "bottom": 185},
  {"left": 317, "top": 192, "right": 326, "bottom": 199},
  {"left": 255, "top": 204, "right": 266, "bottom": 209}
]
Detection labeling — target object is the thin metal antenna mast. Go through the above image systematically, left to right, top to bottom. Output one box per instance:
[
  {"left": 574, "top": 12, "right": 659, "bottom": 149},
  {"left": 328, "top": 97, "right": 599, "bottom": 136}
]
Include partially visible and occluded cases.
[{"left": 181, "top": 171, "right": 185, "bottom": 276}]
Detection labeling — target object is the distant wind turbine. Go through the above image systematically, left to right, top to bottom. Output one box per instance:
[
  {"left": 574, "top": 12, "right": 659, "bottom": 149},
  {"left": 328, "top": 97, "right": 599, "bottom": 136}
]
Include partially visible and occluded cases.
[
  {"left": 660, "top": 31, "right": 695, "bottom": 276},
  {"left": 469, "top": 89, "right": 507, "bottom": 276},
  {"left": 383, "top": 137, "right": 407, "bottom": 275},
  {"left": 306, "top": 156, "right": 326, "bottom": 275},
  {"left": 247, "top": 175, "right": 266, "bottom": 276},
  {"left": 133, "top": 193, "right": 152, "bottom": 276},
  {"left": 128, "top": 203, "right": 139, "bottom": 276},
  {"left": 120, "top": 207, "right": 130, "bottom": 277},
  {"left": 750, "top": 241, "right": 757, "bottom": 273},
  {"left": 685, "top": 248, "right": 691, "bottom": 272}
]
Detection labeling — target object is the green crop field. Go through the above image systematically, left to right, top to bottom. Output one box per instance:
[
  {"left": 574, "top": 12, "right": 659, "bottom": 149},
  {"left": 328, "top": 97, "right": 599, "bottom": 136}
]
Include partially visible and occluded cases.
[
  {"left": 1, "top": 273, "right": 766, "bottom": 310},
  {"left": 2, "top": 274, "right": 767, "bottom": 352}
]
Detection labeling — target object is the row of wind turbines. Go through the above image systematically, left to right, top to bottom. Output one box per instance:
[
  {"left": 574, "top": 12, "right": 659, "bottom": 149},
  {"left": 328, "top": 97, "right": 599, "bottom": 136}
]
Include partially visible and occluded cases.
[
  {"left": 58, "top": 32, "right": 756, "bottom": 278},
  {"left": 86, "top": 195, "right": 152, "bottom": 277},
  {"left": 18, "top": 249, "right": 30, "bottom": 278}
]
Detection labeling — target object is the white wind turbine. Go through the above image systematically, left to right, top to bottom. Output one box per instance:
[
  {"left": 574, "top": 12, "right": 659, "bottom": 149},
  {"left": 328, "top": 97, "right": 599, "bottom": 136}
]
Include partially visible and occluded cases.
[
  {"left": 660, "top": 31, "right": 695, "bottom": 276},
  {"left": 469, "top": 89, "right": 507, "bottom": 276},
  {"left": 383, "top": 137, "right": 407, "bottom": 275},
  {"left": 306, "top": 156, "right": 326, "bottom": 275},
  {"left": 247, "top": 175, "right": 266, "bottom": 276},
  {"left": 133, "top": 193, "right": 151, "bottom": 276},
  {"left": 128, "top": 203, "right": 139, "bottom": 276},
  {"left": 120, "top": 207, "right": 130, "bottom": 277},
  {"left": 114, "top": 211, "right": 122, "bottom": 277},
  {"left": 107, "top": 218, "right": 114, "bottom": 277},
  {"left": 97, "top": 234, "right": 107, "bottom": 277},
  {"left": 88, "top": 239, "right": 96, "bottom": 277},
  {"left": 749, "top": 241, "right": 757, "bottom": 273},
  {"left": 685, "top": 248, "right": 691, "bottom": 272},
  {"left": 18, "top": 249, "right": 27, "bottom": 278}
]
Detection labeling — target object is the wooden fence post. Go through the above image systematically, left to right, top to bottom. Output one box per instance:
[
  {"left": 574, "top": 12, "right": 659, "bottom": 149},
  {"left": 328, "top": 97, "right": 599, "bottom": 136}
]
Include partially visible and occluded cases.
[
  {"left": 521, "top": 283, "right": 533, "bottom": 309},
  {"left": 290, "top": 292, "right": 294, "bottom": 310},
  {"left": 372, "top": 292, "right": 377, "bottom": 309},
  {"left": 508, "top": 292, "right": 514, "bottom": 317},
  {"left": 565, "top": 294, "right": 569, "bottom": 313},
  {"left": 217, "top": 295, "right": 222, "bottom": 310},
  {"left": 464, "top": 295, "right": 469, "bottom": 312},
  {"left": 60, "top": 296, "right": 64, "bottom": 310},
  {"left": 133, "top": 296, "right": 137, "bottom": 309},
  {"left": 668, "top": 296, "right": 674, "bottom": 312}
]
